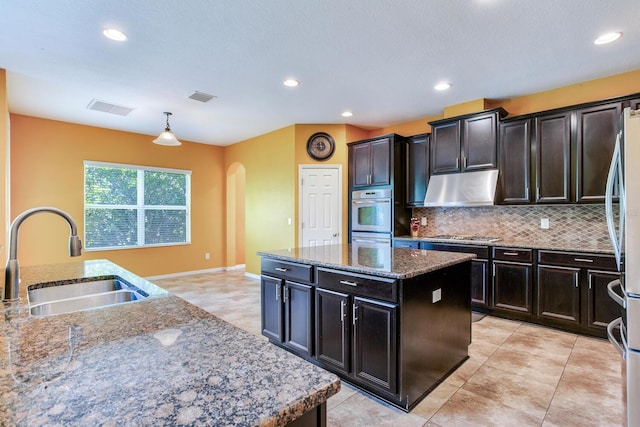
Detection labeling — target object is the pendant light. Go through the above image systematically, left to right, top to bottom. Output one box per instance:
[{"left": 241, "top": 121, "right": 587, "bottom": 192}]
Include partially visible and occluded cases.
[{"left": 153, "top": 112, "right": 181, "bottom": 146}]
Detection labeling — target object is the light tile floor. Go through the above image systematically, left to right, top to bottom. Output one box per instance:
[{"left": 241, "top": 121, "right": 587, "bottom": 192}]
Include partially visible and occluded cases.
[{"left": 153, "top": 270, "right": 624, "bottom": 427}]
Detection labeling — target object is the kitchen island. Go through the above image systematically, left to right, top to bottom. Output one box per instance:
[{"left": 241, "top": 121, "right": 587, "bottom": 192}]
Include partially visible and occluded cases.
[
  {"left": 257, "top": 244, "right": 475, "bottom": 411},
  {"left": 0, "top": 260, "right": 340, "bottom": 426}
]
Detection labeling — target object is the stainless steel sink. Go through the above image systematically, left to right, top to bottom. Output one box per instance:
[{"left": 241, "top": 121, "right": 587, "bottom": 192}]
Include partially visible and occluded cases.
[{"left": 27, "top": 278, "right": 148, "bottom": 316}]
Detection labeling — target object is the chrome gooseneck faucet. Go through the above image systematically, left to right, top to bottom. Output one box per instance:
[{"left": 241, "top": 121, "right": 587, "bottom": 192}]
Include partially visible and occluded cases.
[{"left": 3, "top": 207, "right": 82, "bottom": 302}]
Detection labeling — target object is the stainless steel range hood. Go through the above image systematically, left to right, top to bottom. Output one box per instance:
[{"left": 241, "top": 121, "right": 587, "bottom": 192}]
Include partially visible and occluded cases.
[{"left": 424, "top": 169, "right": 499, "bottom": 207}]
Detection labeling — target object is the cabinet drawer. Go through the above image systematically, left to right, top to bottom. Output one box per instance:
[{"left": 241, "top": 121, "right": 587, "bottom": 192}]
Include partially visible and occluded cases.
[
  {"left": 393, "top": 239, "right": 420, "bottom": 249},
  {"left": 421, "top": 242, "right": 489, "bottom": 259},
  {"left": 493, "top": 247, "right": 533, "bottom": 262},
  {"left": 538, "top": 251, "right": 616, "bottom": 270},
  {"left": 261, "top": 258, "right": 314, "bottom": 283},
  {"left": 317, "top": 267, "right": 397, "bottom": 303}
]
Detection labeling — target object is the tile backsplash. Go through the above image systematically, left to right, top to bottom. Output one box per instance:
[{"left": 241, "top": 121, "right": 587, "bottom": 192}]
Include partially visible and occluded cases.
[{"left": 411, "top": 204, "right": 617, "bottom": 249}]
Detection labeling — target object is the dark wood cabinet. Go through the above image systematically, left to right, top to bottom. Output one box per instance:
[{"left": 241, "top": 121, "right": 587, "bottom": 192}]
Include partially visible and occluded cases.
[
  {"left": 630, "top": 98, "right": 640, "bottom": 110},
  {"left": 575, "top": 102, "right": 622, "bottom": 203},
  {"left": 430, "top": 109, "right": 506, "bottom": 175},
  {"left": 533, "top": 112, "right": 572, "bottom": 203},
  {"left": 499, "top": 118, "right": 531, "bottom": 203},
  {"left": 430, "top": 121, "right": 461, "bottom": 174},
  {"left": 405, "top": 133, "right": 429, "bottom": 206},
  {"left": 350, "top": 137, "right": 391, "bottom": 188},
  {"left": 420, "top": 242, "right": 490, "bottom": 308},
  {"left": 492, "top": 248, "right": 534, "bottom": 315},
  {"left": 537, "top": 250, "right": 620, "bottom": 335},
  {"left": 260, "top": 258, "right": 314, "bottom": 357},
  {"left": 537, "top": 264, "right": 581, "bottom": 324},
  {"left": 261, "top": 275, "right": 283, "bottom": 342},
  {"left": 315, "top": 288, "right": 350, "bottom": 375},
  {"left": 353, "top": 297, "right": 397, "bottom": 394}
]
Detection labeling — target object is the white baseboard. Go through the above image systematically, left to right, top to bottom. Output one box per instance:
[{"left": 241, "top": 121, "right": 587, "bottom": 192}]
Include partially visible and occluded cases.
[
  {"left": 145, "top": 264, "right": 247, "bottom": 281},
  {"left": 244, "top": 271, "right": 260, "bottom": 280}
]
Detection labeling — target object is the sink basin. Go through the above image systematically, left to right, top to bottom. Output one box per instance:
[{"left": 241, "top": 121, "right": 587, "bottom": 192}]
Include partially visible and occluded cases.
[{"left": 27, "top": 278, "right": 149, "bottom": 316}]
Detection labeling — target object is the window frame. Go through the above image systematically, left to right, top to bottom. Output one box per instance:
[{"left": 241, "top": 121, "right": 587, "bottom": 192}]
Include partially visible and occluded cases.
[{"left": 83, "top": 160, "right": 192, "bottom": 251}]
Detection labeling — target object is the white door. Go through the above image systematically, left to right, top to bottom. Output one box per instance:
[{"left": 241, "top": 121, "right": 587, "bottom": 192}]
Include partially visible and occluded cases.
[{"left": 300, "top": 165, "right": 342, "bottom": 247}]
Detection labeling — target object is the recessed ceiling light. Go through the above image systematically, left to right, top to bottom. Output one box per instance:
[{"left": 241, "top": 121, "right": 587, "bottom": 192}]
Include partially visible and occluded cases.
[
  {"left": 103, "top": 28, "right": 127, "bottom": 42},
  {"left": 594, "top": 32, "right": 622, "bottom": 45},
  {"left": 283, "top": 79, "right": 299, "bottom": 87},
  {"left": 434, "top": 82, "right": 452, "bottom": 91},
  {"left": 342, "top": 111, "right": 353, "bottom": 118}
]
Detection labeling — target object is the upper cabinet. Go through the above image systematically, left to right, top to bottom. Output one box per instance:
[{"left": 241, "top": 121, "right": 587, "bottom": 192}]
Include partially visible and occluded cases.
[
  {"left": 575, "top": 102, "right": 622, "bottom": 203},
  {"left": 430, "top": 108, "right": 507, "bottom": 175},
  {"left": 533, "top": 111, "right": 572, "bottom": 203},
  {"left": 498, "top": 118, "right": 531, "bottom": 204},
  {"left": 404, "top": 133, "right": 430, "bottom": 207},
  {"left": 350, "top": 137, "right": 391, "bottom": 188}
]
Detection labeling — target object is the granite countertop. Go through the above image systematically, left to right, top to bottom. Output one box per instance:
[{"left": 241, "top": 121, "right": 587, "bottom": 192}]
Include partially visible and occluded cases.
[
  {"left": 394, "top": 236, "right": 616, "bottom": 255},
  {"left": 258, "top": 244, "right": 475, "bottom": 279},
  {"left": 0, "top": 260, "right": 340, "bottom": 426}
]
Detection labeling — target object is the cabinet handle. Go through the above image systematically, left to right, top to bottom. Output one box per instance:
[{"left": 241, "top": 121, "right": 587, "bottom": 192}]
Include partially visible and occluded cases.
[
  {"left": 463, "top": 157, "right": 467, "bottom": 169},
  {"left": 456, "top": 158, "right": 459, "bottom": 169},
  {"left": 526, "top": 186, "right": 530, "bottom": 199},
  {"left": 536, "top": 187, "right": 540, "bottom": 200},
  {"left": 503, "top": 252, "right": 519, "bottom": 256},
  {"left": 574, "top": 258, "right": 594, "bottom": 263},
  {"left": 493, "top": 264, "right": 496, "bottom": 277},
  {"left": 275, "top": 267, "right": 288, "bottom": 272},
  {"left": 589, "top": 275, "right": 592, "bottom": 290},
  {"left": 339, "top": 280, "right": 358, "bottom": 287},
  {"left": 275, "top": 283, "right": 280, "bottom": 302},
  {"left": 283, "top": 287, "right": 288, "bottom": 303},
  {"left": 340, "top": 301, "right": 346, "bottom": 322},
  {"left": 352, "top": 304, "right": 358, "bottom": 326}
]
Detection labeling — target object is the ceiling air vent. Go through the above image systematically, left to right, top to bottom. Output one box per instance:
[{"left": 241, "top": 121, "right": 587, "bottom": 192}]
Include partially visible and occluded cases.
[
  {"left": 188, "top": 91, "right": 217, "bottom": 103},
  {"left": 87, "top": 99, "right": 134, "bottom": 116}
]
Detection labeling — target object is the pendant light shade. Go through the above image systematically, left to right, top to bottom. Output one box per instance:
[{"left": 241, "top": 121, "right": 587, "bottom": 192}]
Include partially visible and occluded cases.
[{"left": 153, "top": 112, "right": 181, "bottom": 146}]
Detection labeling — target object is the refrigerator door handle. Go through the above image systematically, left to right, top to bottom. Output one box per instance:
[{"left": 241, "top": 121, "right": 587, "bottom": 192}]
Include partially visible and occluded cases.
[
  {"left": 605, "top": 132, "right": 624, "bottom": 270},
  {"left": 607, "top": 279, "right": 626, "bottom": 308},
  {"left": 607, "top": 317, "right": 625, "bottom": 358}
]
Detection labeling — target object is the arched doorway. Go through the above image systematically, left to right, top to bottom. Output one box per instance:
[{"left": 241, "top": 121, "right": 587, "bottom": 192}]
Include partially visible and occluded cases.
[{"left": 226, "top": 162, "right": 246, "bottom": 268}]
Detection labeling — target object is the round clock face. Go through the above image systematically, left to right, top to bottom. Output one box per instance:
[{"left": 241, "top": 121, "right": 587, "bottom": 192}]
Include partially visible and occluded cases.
[{"left": 307, "top": 132, "right": 335, "bottom": 160}]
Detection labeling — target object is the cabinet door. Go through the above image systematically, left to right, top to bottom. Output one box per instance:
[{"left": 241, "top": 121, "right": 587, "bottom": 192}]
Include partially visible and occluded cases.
[
  {"left": 575, "top": 102, "right": 622, "bottom": 203},
  {"left": 463, "top": 112, "right": 498, "bottom": 171},
  {"left": 534, "top": 112, "right": 572, "bottom": 203},
  {"left": 499, "top": 119, "right": 531, "bottom": 203},
  {"left": 431, "top": 121, "right": 461, "bottom": 174},
  {"left": 405, "top": 134, "right": 429, "bottom": 206},
  {"left": 370, "top": 138, "right": 391, "bottom": 186},
  {"left": 352, "top": 143, "right": 372, "bottom": 188},
  {"left": 471, "top": 259, "right": 489, "bottom": 308},
  {"left": 493, "top": 261, "right": 533, "bottom": 314},
  {"left": 537, "top": 265, "right": 581, "bottom": 325},
  {"left": 586, "top": 270, "right": 621, "bottom": 330},
  {"left": 261, "top": 275, "right": 283, "bottom": 342},
  {"left": 283, "top": 281, "right": 313, "bottom": 356},
  {"left": 315, "top": 288, "right": 350, "bottom": 375},
  {"left": 353, "top": 297, "right": 397, "bottom": 394}
]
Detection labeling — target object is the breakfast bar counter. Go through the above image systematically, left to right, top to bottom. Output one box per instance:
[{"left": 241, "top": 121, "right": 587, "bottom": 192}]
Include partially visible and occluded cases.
[{"left": 0, "top": 260, "right": 340, "bottom": 426}]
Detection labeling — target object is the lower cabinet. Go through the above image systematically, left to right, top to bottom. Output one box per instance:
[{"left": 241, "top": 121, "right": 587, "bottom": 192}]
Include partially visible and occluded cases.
[
  {"left": 492, "top": 248, "right": 534, "bottom": 315},
  {"left": 537, "top": 250, "right": 620, "bottom": 334},
  {"left": 315, "top": 288, "right": 350, "bottom": 375}
]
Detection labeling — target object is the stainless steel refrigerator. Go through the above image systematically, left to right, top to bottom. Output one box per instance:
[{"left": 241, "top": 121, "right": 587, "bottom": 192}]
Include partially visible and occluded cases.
[{"left": 606, "top": 107, "right": 640, "bottom": 426}]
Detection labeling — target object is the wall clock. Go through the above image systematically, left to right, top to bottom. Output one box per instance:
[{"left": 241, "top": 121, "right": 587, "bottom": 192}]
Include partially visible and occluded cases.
[{"left": 306, "top": 132, "right": 335, "bottom": 161}]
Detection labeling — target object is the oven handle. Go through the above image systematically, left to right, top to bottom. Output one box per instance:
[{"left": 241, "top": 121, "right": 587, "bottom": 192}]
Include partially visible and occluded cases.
[{"left": 352, "top": 199, "right": 392, "bottom": 204}]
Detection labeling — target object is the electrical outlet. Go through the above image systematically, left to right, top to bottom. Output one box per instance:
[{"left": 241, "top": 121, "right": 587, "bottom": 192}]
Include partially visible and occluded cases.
[
  {"left": 287, "top": 217, "right": 292, "bottom": 225},
  {"left": 421, "top": 217, "right": 427, "bottom": 226},
  {"left": 540, "top": 218, "right": 549, "bottom": 229},
  {"left": 205, "top": 252, "right": 210, "bottom": 260},
  {"left": 432, "top": 288, "right": 442, "bottom": 303}
]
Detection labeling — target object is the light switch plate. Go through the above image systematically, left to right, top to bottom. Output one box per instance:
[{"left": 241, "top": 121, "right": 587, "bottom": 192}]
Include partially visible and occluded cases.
[
  {"left": 421, "top": 217, "right": 427, "bottom": 226},
  {"left": 541, "top": 218, "right": 549, "bottom": 229},
  {"left": 432, "top": 288, "right": 442, "bottom": 303}
]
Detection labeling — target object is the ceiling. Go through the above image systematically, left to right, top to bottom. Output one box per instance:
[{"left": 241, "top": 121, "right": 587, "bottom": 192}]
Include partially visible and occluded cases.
[{"left": 1, "top": 0, "right": 639, "bottom": 146}]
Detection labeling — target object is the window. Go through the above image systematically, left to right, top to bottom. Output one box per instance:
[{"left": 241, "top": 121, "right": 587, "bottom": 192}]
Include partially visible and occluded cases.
[{"left": 84, "top": 161, "right": 191, "bottom": 250}]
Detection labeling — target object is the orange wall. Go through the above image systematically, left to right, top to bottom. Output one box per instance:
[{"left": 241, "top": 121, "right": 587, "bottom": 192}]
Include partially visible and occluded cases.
[
  {"left": 9, "top": 114, "right": 225, "bottom": 276},
  {"left": 224, "top": 125, "right": 297, "bottom": 275}
]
